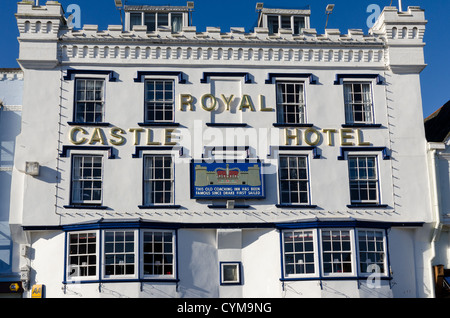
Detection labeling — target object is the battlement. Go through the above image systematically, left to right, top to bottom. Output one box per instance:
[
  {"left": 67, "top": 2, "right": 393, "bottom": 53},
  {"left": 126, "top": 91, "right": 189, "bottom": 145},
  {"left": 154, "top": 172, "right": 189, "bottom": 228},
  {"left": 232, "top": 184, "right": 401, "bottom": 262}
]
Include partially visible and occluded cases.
[
  {"left": 15, "top": 1, "right": 427, "bottom": 72},
  {"left": 16, "top": 1, "right": 65, "bottom": 36},
  {"left": 370, "top": 6, "right": 427, "bottom": 73},
  {"left": 371, "top": 6, "right": 427, "bottom": 41},
  {"left": 60, "top": 24, "right": 385, "bottom": 44},
  {"left": 0, "top": 69, "right": 24, "bottom": 81}
]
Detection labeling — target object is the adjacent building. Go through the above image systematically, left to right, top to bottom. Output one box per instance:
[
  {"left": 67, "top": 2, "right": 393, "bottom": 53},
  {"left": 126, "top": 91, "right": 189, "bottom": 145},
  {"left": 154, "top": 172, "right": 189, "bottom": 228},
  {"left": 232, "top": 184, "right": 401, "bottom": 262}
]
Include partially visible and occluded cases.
[
  {"left": 10, "top": 1, "right": 435, "bottom": 298},
  {"left": 0, "top": 68, "right": 24, "bottom": 297},
  {"left": 425, "top": 101, "right": 450, "bottom": 298}
]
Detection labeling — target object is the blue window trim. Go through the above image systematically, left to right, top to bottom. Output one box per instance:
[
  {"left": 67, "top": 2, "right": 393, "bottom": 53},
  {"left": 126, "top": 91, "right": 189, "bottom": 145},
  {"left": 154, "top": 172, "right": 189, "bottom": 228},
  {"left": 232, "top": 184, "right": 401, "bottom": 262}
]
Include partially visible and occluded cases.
[
  {"left": 64, "top": 70, "right": 117, "bottom": 82},
  {"left": 133, "top": 71, "right": 187, "bottom": 84},
  {"left": 200, "top": 72, "right": 252, "bottom": 84},
  {"left": 265, "top": 73, "right": 317, "bottom": 85},
  {"left": 334, "top": 74, "right": 385, "bottom": 85},
  {"left": 71, "top": 77, "right": 109, "bottom": 126},
  {"left": 67, "top": 122, "right": 111, "bottom": 127},
  {"left": 137, "top": 122, "right": 181, "bottom": 127},
  {"left": 205, "top": 123, "right": 248, "bottom": 127},
  {"left": 273, "top": 123, "right": 314, "bottom": 128},
  {"left": 341, "top": 123, "right": 382, "bottom": 128},
  {"left": 60, "top": 146, "right": 116, "bottom": 159},
  {"left": 131, "top": 146, "right": 184, "bottom": 158},
  {"left": 202, "top": 146, "right": 250, "bottom": 159},
  {"left": 268, "top": 146, "right": 321, "bottom": 159},
  {"left": 337, "top": 147, "right": 391, "bottom": 161},
  {"left": 67, "top": 153, "right": 106, "bottom": 208},
  {"left": 277, "top": 154, "right": 314, "bottom": 207},
  {"left": 208, "top": 204, "right": 250, "bottom": 209},
  {"left": 276, "top": 204, "right": 318, "bottom": 209},
  {"left": 346, "top": 204, "right": 389, "bottom": 208},
  {"left": 63, "top": 205, "right": 109, "bottom": 210},
  {"left": 138, "top": 205, "right": 182, "bottom": 210},
  {"left": 23, "top": 220, "right": 424, "bottom": 232},
  {"left": 278, "top": 225, "right": 396, "bottom": 285},
  {"left": 62, "top": 226, "right": 179, "bottom": 285},
  {"left": 219, "top": 262, "right": 243, "bottom": 286}
]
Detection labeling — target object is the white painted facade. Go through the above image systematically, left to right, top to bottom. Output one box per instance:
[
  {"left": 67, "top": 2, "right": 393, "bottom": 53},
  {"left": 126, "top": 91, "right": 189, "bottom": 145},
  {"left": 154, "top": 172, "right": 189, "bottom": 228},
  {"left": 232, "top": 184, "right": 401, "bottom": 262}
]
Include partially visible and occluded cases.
[
  {"left": 10, "top": 1, "right": 434, "bottom": 298},
  {"left": 0, "top": 69, "right": 23, "bottom": 296},
  {"left": 428, "top": 141, "right": 450, "bottom": 267}
]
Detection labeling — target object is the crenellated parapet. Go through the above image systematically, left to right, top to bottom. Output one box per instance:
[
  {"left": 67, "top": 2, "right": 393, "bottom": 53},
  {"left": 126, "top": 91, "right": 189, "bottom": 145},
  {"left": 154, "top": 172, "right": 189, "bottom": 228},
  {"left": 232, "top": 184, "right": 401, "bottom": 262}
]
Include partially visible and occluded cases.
[
  {"left": 15, "top": 1, "right": 427, "bottom": 73},
  {"left": 15, "top": 1, "right": 66, "bottom": 69},
  {"left": 16, "top": 1, "right": 65, "bottom": 37},
  {"left": 371, "top": 6, "right": 427, "bottom": 73},
  {"left": 56, "top": 23, "right": 387, "bottom": 67},
  {"left": 57, "top": 25, "right": 386, "bottom": 66},
  {"left": 0, "top": 69, "right": 24, "bottom": 81}
]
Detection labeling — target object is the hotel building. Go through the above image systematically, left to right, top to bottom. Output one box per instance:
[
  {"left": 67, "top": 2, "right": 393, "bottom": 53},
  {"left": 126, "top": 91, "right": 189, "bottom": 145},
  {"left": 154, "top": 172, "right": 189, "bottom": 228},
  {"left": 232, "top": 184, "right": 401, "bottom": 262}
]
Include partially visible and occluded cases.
[{"left": 10, "top": 1, "right": 434, "bottom": 297}]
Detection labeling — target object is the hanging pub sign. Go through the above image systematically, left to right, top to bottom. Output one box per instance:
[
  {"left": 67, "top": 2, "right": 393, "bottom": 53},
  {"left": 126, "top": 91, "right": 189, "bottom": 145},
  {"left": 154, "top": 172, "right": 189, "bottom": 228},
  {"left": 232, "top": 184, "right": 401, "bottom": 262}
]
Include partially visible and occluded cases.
[{"left": 191, "top": 160, "right": 265, "bottom": 199}]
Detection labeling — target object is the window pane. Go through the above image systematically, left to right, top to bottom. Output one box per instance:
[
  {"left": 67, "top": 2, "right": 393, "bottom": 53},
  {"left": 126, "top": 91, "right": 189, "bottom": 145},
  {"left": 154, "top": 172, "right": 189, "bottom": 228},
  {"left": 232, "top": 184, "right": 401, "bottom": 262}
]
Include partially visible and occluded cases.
[
  {"left": 130, "top": 13, "right": 142, "bottom": 28},
  {"left": 145, "top": 13, "right": 156, "bottom": 32},
  {"left": 158, "top": 13, "right": 169, "bottom": 27},
  {"left": 171, "top": 13, "right": 183, "bottom": 33},
  {"left": 268, "top": 16, "right": 279, "bottom": 34},
  {"left": 281, "top": 16, "right": 291, "bottom": 29},
  {"left": 293, "top": 17, "right": 305, "bottom": 34},
  {"left": 75, "top": 79, "right": 104, "bottom": 123},
  {"left": 145, "top": 79, "right": 174, "bottom": 122},
  {"left": 277, "top": 82, "right": 305, "bottom": 124},
  {"left": 344, "top": 83, "right": 373, "bottom": 124},
  {"left": 144, "top": 155, "right": 173, "bottom": 206},
  {"left": 72, "top": 156, "right": 103, "bottom": 204},
  {"left": 279, "top": 156, "right": 309, "bottom": 205},
  {"left": 348, "top": 156, "right": 379, "bottom": 204},
  {"left": 283, "top": 230, "right": 315, "bottom": 276},
  {"left": 321, "top": 230, "right": 353, "bottom": 275},
  {"left": 358, "top": 230, "right": 386, "bottom": 274},
  {"left": 103, "top": 231, "right": 135, "bottom": 277},
  {"left": 143, "top": 231, "right": 175, "bottom": 277},
  {"left": 68, "top": 232, "right": 97, "bottom": 278},
  {"left": 223, "top": 265, "right": 238, "bottom": 282}
]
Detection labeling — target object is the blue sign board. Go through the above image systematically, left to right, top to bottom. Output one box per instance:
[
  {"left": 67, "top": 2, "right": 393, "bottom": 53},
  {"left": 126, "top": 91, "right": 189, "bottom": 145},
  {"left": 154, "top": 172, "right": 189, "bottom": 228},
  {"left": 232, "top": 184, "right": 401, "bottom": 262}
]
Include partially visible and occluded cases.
[{"left": 191, "top": 161, "right": 265, "bottom": 199}]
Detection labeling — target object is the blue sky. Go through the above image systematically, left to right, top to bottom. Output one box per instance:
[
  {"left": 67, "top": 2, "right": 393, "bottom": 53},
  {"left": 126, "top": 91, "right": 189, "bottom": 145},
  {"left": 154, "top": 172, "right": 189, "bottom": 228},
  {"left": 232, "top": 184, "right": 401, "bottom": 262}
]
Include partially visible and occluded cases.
[{"left": 0, "top": 0, "right": 448, "bottom": 118}]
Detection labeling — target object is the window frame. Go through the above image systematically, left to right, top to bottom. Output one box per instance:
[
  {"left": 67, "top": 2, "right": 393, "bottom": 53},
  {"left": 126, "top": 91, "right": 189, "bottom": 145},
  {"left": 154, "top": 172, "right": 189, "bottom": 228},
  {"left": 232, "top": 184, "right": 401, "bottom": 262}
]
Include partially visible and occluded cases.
[
  {"left": 129, "top": 11, "right": 184, "bottom": 33},
  {"left": 267, "top": 15, "right": 307, "bottom": 35},
  {"left": 74, "top": 78, "right": 105, "bottom": 124},
  {"left": 144, "top": 79, "right": 175, "bottom": 123},
  {"left": 276, "top": 81, "right": 307, "bottom": 125},
  {"left": 343, "top": 81, "right": 375, "bottom": 125},
  {"left": 70, "top": 154, "right": 104, "bottom": 206},
  {"left": 143, "top": 154, "right": 175, "bottom": 207},
  {"left": 278, "top": 154, "right": 311, "bottom": 206},
  {"left": 348, "top": 155, "right": 380, "bottom": 205},
  {"left": 64, "top": 227, "right": 179, "bottom": 284},
  {"left": 280, "top": 227, "right": 390, "bottom": 280},
  {"left": 320, "top": 228, "right": 356, "bottom": 277},
  {"left": 356, "top": 228, "right": 389, "bottom": 277},
  {"left": 102, "top": 229, "right": 139, "bottom": 280},
  {"left": 141, "top": 229, "right": 176, "bottom": 280},
  {"left": 281, "top": 229, "right": 319, "bottom": 279},
  {"left": 66, "top": 230, "right": 99, "bottom": 282},
  {"left": 219, "top": 262, "right": 242, "bottom": 285}
]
